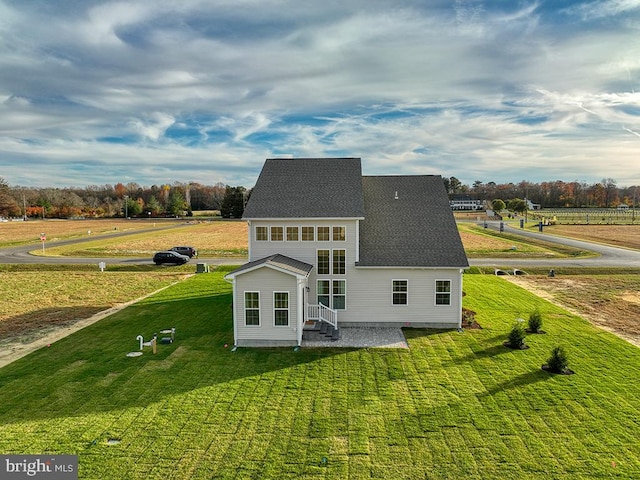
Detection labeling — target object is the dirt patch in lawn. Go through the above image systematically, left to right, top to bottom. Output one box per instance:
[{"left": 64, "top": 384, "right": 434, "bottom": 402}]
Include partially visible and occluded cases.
[{"left": 505, "top": 275, "right": 640, "bottom": 347}]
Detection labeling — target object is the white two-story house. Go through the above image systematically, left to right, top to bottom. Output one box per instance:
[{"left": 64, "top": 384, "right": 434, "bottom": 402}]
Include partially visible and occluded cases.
[{"left": 224, "top": 158, "right": 469, "bottom": 347}]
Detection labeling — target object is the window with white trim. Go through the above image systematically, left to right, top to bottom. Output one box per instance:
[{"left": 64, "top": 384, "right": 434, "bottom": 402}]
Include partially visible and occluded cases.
[
  {"left": 255, "top": 226, "right": 268, "bottom": 241},
  {"left": 270, "top": 226, "right": 283, "bottom": 241},
  {"left": 286, "top": 226, "right": 299, "bottom": 241},
  {"left": 302, "top": 226, "right": 315, "bottom": 241},
  {"left": 317, "top": 226, "right": 330, "bottom": 241},
  {"left": 332, "top": 226, "right": 346, "bottom": 241},
  {"left": 317, "top": 249, "right": 330, "bottom": 275},
  {"left": 332, "top": 249, "right": 346, "bottom": 274},
  {"left": 317, "top": 280, "right": 346, "bottom": 310},
  {"left": 317, "top": 280, "right": 330, "bottom": 307},
  {"left": 332, "top": 280, "right": 346, "bottom": 310},
  {"left": 392, "top": 280, "right": 408, "bottom": 305},
  {"left": 435, "top": 280, "right": 451, "bottom": 305},
  {"left": 244, "top": 292, "right": 260, "bottom": 326},
  {"left": 274, "top": 292, "right": 289, "bottom": 326}
]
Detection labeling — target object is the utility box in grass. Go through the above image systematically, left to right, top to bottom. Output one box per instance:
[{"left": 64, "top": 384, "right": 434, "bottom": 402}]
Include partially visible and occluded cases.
[{"left": 196, "top": 263, "right": 209, "bottom": 273}]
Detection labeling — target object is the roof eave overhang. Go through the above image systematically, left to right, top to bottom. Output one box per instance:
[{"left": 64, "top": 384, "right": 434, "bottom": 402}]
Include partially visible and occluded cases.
[
  {"left": 243, "top": 216, "right": 365, "bottom": 221},
  {"left": 225, "top": 263, "right": 311, "bottom": 280}
]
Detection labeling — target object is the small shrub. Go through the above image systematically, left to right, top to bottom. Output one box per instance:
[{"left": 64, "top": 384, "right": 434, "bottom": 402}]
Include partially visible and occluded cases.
[
  {"left": 462, "top": 307, "right": 476, "bottom": 326},
  {"left": 528, "top": 309, "right": 543, "bottom": 333},
  {"left": 506, "top": 322, "right": 526, "bottom": 349},
  {"left": 546, "top": 346, "right": 569, "bottom": 373}
]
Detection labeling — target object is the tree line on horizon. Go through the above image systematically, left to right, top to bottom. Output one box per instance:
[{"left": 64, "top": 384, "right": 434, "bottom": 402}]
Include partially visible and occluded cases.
[
  {"left": 0, "top": 176, "right": 638, "bottom": 219},
  {"left": 444, "top": 177, "right": 639, "bottom": 209},
  {"left": 0, "top": 178, "right": 247, "bottom": 219}
]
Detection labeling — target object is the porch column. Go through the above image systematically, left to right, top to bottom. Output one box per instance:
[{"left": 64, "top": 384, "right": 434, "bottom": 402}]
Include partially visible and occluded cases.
[{"left": 297, "top": 278, "right": 306, "bottom": 346}]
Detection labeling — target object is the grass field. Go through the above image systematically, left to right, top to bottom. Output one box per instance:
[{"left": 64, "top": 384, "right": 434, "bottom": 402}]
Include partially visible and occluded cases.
[
  {"left": 0, "top": 219, "right": 182, "bottom": 247},
  {"left": 39, "top": 221, "right": 249, "bottom": 258},
  {"left": 457, "top": 224, "right": 591, "bottom": 258},
  {"left": 543, "top": 224, "right": 640, "bottom": 250},
  {"left": 0, "top": 265, "right": 192, "bottom": 344},
  {"left": 0, "top": 271, "right": 639, "bottom": 479}
]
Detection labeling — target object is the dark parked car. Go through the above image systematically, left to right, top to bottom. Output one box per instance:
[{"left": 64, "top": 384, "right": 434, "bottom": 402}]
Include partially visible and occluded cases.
[
  {"left": 169, "top": 246, "right": 197, "bottom": 258},
  {"left": 153, "top": 251, "right": 190, "bottom": 265}
]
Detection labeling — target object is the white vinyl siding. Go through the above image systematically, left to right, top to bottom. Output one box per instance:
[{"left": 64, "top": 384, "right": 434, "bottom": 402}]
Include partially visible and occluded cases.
[
  {"left": 233, "top": 268, "right": 299, "bottom": 343},
  {"left": 342, "top": 268, "right": 462, "bottom": 326}
]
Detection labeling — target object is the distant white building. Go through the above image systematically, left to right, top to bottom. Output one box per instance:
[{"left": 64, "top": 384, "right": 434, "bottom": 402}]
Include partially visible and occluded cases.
[
  {"left": 449, "top": 197, "right": 483, "bottom": 211},
  {"left": 525, "top": 199, "right": 541, "bottom": 210}
]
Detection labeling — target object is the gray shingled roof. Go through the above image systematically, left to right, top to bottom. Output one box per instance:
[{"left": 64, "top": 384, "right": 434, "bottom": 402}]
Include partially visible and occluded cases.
[
  {"left": 243, "top": 158, "right": 365, "bottom": 219},
  {"left": 357, "top": 175, "right": 469, "bottom": 268},
  {"left": 225, "top": 254, "right": 313, "bottom": 278}
]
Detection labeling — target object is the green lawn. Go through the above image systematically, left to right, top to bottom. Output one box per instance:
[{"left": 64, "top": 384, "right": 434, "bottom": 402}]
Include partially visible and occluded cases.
[{"left": 1, "top": 269, "right": 639, "bottom": 479}]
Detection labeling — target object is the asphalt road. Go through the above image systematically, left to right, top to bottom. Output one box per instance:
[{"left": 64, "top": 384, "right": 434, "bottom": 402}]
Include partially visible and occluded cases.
[
  {"left": 1, "top": 220, "right": 639, "bottom": 268},
  {"left": 469, "top": 221, "right": 640, "bottom": 268},
  {"left": 0, "top": 225, "right": 243, "bottom": 266}
]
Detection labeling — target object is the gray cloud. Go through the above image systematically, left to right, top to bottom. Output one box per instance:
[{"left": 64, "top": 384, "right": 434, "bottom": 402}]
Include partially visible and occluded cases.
[{"left": 0, "top": 0, "right": 639, "bottom": 187}]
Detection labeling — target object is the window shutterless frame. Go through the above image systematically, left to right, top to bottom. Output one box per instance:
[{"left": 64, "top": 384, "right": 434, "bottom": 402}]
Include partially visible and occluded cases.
[
  {"left": 392, "top": 279, "right": 408, "bottom": 305},
  {"left": 435, "top": 279, "right": 452, "bottom": 306},
  {"left": 244, "top": 291, "right": 260, "bottom": 326}
]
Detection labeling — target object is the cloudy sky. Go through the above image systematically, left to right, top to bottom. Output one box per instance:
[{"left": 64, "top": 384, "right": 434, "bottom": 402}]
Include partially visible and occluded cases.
[{"left": 1, "top": 0, "right": 639, "bottom": 189}]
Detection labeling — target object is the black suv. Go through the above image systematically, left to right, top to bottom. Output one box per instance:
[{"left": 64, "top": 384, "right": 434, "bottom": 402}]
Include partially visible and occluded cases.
[
  {"left": 169, "top": 246, "right": 197, "bottom": 258},
  {"left": 153, "top": 251, "right": 190, "bottom": 265}
]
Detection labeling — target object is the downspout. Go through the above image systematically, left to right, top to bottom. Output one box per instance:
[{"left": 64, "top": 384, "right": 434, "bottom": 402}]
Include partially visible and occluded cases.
[
  {"left": 355, "top": 219, "right": 360, "bottom": 263},
  {"left": 247, "top": 220, "right": 252, "bottom": 260},
  {"left": 458, "top": 269, "right": 464, "bottom": 329},
  {"left": 225, "top": 276, "right": 238, "bottom": 347},
  {"left": 297, "top": 277, "right": 306, "bottom": 346}
]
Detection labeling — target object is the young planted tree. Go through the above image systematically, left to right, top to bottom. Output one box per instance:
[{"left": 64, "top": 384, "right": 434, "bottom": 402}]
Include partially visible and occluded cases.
[
  {"left": 527, "top": 309, "right": 543, "bottom": 333},
  {"left": 505, "top": 322, "right": 527, "bottom": 349},
  {"left": 544, "top": 346, "right": 572, "bottom": 374}
]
